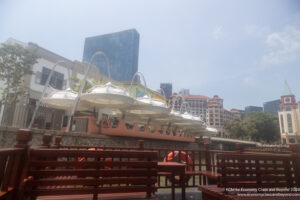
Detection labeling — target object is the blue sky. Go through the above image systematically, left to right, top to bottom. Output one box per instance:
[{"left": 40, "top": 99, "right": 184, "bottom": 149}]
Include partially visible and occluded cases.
[{"left": 1, "top": 0, "right": 300, "bottom": 110}]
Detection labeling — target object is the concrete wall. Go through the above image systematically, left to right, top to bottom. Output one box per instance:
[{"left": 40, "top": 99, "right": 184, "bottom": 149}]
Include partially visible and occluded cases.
[{"left": 0, "top": 126, "right": 203, "bottom": 150}]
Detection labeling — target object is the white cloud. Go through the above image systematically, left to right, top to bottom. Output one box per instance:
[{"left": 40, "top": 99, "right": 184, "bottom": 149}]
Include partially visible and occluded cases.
[
  {"left": 244, "top": 25, "right": 270, "bottom": 37},
  {"left": 212, "top": 26, "right": 223, "bottom": 40},
  {"left": 261, "top": 26, "right": 300, "bottom": 66},
  {"left": 243, "top": 77, "right": 257, "bottom": 86}
]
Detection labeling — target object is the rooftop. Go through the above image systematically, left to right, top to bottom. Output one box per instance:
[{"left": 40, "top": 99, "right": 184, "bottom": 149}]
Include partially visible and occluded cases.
[{"left": 282, "top": 81, "right": 294, "bottom": 96}]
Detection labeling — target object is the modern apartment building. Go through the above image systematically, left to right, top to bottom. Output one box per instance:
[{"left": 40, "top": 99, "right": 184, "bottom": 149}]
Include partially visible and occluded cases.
[
  {"left": 83, "top": 29, "right": 140, "bottom": 82},
  {"left": 278, "top": 82, "right": 300, "bottom": 144},
  {"left": 170, "top": 94, "right": 209, "bottom": 119},
  {"left": 206, "top": 95, "right": 237, "bottom": 137},
  {"left": 230, "top": 109, "right": 243, "bottom": 119}
]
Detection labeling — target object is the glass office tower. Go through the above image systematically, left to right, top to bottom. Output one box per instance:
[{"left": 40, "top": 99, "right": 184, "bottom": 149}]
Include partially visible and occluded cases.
[{"left": 83, "top": 29, "right": 139, "bottom": 82}]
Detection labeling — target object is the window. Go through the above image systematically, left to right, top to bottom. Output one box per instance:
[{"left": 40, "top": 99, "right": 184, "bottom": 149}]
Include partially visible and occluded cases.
[
  {"left": 40, "top": 67, "right": 64, "bottom": 90},
  {"left": 285, "top": 97, "right": 291, "bottom": 103},
  {"left": 287, "top": 114, "right": 293, "bottom": 133},
  {"left": 280, "top": 115, "right": 285, "bottom": 134},
  {"left": 62, "top": 116, "right": 68, "bottom": 127},
  {"left": 282, "top": 138, "right": 286, "bottom": 144},
  {"left": 289, "top": 138, "right": 295, "bottom": 143}
]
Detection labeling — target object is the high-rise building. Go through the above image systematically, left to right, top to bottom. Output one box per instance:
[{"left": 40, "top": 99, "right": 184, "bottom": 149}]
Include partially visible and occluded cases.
[
  {"left": 82, "top": 29, "right": 140, "bottom": 82},
  {"left": 278, "top": 82, "right": 300, "bottom": 144},
  {"left": 160, "top": 83, "right": 172, "bottom": 98},
  {"left": 179, "top": 88, "right": 190, "bottom": 95},
  {"left": 171, "top": 94, "right": 209, "bottom": 118},
  {"left": 206, "top": 95, "right": 236, "bottom": 137},
  {"left": 263, "top": 99, "right": 281, "bottom": 115},
  {"left": 245, "top": 106, "right": 263, "bottom": 115}
]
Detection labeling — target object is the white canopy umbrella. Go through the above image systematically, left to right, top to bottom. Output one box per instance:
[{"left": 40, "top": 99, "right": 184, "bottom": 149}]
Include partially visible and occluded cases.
[
  {"left": 66, "top": 51, "right": 140, "bottom": 132},
  {"left": 125, "top": 72, "right": 170, "bottom": 119},
  {"left": 80, "top": 82, "right": 135, "bottom": 109},
  {"left": 42, "top": 88, "right": 93, "bottom": 111},
  {"left": 42, "top": 88, "right": 76, "bottom": 110},
  {"left": 128, "top": 95, "right": 170, "bottom": 116},
  {"left": 166, "top": 101, "right": 206, "bottom": 133},
  {"left": 170, "top": 102, "right": 195, "bottom": 126},
  {"left": 205, "top": 127, "right": 219, "bottom": 135}
]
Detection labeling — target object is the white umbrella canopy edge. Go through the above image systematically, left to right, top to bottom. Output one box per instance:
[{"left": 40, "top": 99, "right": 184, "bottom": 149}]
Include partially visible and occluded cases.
[{"left": 80, "top": 82, "right": 135, "bottom": 109}]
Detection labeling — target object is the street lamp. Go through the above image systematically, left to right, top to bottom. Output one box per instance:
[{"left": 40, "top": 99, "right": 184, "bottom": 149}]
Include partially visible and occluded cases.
[
  {"left": 65, "top": 51, "right": 111, "bottom": 132},
  {"left": 28, "top": 60, "right": 70, "bottom": 129}
]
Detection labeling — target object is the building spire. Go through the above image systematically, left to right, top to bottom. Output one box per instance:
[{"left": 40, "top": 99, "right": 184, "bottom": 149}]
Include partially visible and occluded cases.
[{"left": 282, "top": 80, "right": 293, "bottom": 96}]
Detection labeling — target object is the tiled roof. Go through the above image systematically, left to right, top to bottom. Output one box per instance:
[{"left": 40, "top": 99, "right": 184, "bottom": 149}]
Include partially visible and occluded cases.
[{"left": 230, "top": 109, "right": 240, "bottom": 113}]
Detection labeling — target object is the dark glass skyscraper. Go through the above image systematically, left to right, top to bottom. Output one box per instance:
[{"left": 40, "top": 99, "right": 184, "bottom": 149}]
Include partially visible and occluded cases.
[
  {"left": 83, "top": 29, "right": 139, "bottom": 82},
  {"left": 160, "top": 83, "right": 172, "bottom": 98},
  {"left": 263, "top": 99, "right": 281, "bottom": 115}
]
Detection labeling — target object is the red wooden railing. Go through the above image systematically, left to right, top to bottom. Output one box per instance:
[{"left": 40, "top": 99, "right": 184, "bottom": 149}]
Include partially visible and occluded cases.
[
  {"left": 0, "top": 129, "right": 31, "bottom": 200},
  {"left": 1, "top": 129, "right": 300, "bottom": 200},
  {"left": 56, "top": 138, "right": 235, "bottom": 188},
  {"left": 0, "top": 148, "right": 24, "bottom": 199}
]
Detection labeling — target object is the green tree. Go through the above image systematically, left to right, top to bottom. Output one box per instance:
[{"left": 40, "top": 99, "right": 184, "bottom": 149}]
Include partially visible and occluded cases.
[
  {"left": 0, "top": 43, "right": 38, "bottom": 105},
  {"left": 225, "top": 112, "right": 280, "bottom": 143},
  {"left": 225, "top": 118, "right": 245, "bottom": 138}
]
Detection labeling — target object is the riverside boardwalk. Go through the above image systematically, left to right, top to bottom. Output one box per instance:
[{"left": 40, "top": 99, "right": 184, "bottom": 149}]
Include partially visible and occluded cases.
[{"left": 1, "top": 129, "right": 300, "bottom": 200}]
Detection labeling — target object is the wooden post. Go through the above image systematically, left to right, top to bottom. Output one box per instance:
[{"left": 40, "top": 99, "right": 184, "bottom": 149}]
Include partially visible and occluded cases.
[
  {"left": 14, "top": 129, "right": 32, "bottom": 199},
  {"left": 15, "top": 129, "right": 32, "bottom": 148},
  {"left": 42, "top": 133, "right": 52, "bottom": 148},
  {"left": 53, "top": 136, "right": 62, "bottom": 148},
  {"left": 203, "top": 137, "right": 211, "bottom": 145},
  {"left": 138, "top": 140, "right": 144, "bottom": 150},
  {"left": 204, "top": 141, "right": 212, "bottom": 184},
  {"left": 204, "top": 142, "right": 211, "bottom": 171},
  {"left": 236, "top": 143, "right": 244, "bottom": 153},
  {"left": 236, "top": 143, "right": 245, "bottom": 178},
  {"left": 289, "top": 144, "right": 300, "bottom": 187}
]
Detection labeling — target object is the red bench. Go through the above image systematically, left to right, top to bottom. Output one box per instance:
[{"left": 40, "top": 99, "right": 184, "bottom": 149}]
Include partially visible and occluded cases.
[
  {"left": 23, "top": 148, "right": 158, "bottom": 200},
  {"left": 198, "top": 152, "right": 300, "bottom": 200}
]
